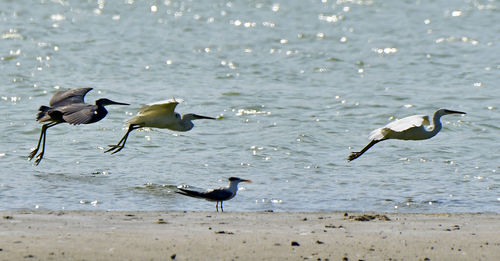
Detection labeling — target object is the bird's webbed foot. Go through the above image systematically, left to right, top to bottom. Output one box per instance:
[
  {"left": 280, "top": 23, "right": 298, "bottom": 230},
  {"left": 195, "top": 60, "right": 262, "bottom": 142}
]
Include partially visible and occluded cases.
[
  {"left": 105, "top": 145, "right": 124, "bottom": 154},
  {"left": 28, "top": 149, "right": 39, "bottom": 161},
  {"left": 33, "top": 152, "right": 44, "bottom": 166},
  {"left": 347, "top": 152, "right": 362, "bottom": 162}
]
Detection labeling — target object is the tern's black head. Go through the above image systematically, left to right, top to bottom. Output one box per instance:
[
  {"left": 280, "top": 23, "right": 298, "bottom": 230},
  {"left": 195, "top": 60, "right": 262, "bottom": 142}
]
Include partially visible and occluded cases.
[
  {"left": 96, "top": 98, "right": 129, "bottom": 107},
  {"left": 228, "top": 177, "right": 252, "bottom": 183}
]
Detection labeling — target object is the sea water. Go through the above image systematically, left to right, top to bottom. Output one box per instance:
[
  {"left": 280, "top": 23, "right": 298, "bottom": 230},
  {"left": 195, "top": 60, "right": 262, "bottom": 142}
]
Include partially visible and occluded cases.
[{"left": 0, "top": 0, "right": 499, "bottom": 212}]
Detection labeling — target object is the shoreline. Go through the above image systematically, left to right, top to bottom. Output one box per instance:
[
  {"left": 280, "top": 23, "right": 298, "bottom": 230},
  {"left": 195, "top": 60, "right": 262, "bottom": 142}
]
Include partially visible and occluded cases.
[{"left": 1, "top": 210, "right": 499, "bottom": 260}]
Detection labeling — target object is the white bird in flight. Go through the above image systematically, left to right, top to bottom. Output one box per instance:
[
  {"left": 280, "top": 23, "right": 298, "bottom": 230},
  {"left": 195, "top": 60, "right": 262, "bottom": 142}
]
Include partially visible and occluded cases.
[
  {"left": 105, "top": 98, "right": 215, "bottom": 154},
  {"left": 348, "top": 108, "right": 466, "bottom": 161},
  {"left": 176, "top": 177, "right": 252, "bottom": 212}
]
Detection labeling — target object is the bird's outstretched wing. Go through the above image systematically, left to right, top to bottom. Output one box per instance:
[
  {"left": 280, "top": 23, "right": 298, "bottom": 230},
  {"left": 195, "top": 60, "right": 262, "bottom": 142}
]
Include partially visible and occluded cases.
[
  {"left": 49, "top": 88, "right": 93, "bottom": 107},
  {"left": 137, "top": 98, "right": 184, "bottom": 115},
  {"left": 58, "top": 104, "right": 97, "bottom": 125},
  {"left": 369, "top": 115, "right": 429, "bottom": 140},
  {"left": 386, "top": 115, "right": 429, "bottom": 131}
]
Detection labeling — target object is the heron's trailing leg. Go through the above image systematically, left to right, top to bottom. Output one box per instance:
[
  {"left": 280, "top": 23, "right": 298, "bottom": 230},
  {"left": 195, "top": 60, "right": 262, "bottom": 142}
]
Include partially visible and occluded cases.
[
  {"left": 29, "top": 122, "right": 60, "bottom": 165},
  {"left": 105, "top": 124, "right": 141, "bottom": 154},
  {"left": 28, "top": 126, "right": 46, "bottom": 160},
  {"left": 347, "top": 139, "right": 384, "bottom": 161},
  {"left": 221, "top": 201, "right": 224, "bottom": 212}
]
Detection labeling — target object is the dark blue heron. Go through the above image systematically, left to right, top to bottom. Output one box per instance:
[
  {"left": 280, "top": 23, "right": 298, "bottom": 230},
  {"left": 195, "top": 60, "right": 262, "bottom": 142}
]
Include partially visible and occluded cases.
[{"left": 29, "top": 88, "right": 129, "bottom": 165}]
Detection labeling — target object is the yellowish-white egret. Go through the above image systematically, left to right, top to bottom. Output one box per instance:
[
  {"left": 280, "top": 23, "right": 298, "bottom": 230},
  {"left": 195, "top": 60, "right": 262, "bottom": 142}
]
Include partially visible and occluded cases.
[
  {"left": 29, "top": 88, "right": 129, "bottom": 165},
  {"left": 105, "top": 98, "right": 215, "bottom": 154},
  {"left": 348, "top": 109, "right": 466, "bottom": 161},
  {"left": 176, "top": 177, "right": 252, "bottom": 212}
]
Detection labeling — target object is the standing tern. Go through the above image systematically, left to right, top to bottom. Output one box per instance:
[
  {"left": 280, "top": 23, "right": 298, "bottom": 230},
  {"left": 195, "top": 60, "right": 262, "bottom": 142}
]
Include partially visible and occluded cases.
[
  {"left": 28, "top": 88, "right": 129, "bottom": 165},
  {"left": 105, "top": 98, "right": 215, "bottom": 154},
  {"left": 348, "top": 108, "right": 466, "bottom": 161},
  {"left": 176, "top": 177, "right": 252, "bottom": 212}
]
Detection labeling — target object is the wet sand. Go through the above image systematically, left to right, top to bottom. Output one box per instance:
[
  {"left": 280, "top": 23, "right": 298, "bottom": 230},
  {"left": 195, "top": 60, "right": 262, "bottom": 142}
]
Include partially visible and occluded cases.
[{"left": 1, "top": 210, "right": 499, "bottom": 260}]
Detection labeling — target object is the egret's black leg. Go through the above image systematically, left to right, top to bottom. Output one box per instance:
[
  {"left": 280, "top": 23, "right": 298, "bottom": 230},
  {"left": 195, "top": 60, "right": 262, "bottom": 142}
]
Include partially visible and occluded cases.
[
  {"left": 29, "top": 122, "right": 60, "bottom": 165},
  {"left": 105, "top": 124, "right": 140, "bottom": 154},
  {"left": 347, "top": 139, "right": 384, "bottom": 161},
  {"left": 216, "top": 201, "right": 219, "bottom": 212},
  {"left": 221, "top": 201, "right": 224, "bottom": 212}
]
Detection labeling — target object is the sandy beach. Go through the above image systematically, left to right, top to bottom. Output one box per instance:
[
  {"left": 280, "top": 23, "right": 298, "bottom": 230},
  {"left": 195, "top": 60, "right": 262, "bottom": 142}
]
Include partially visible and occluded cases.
[{"left": 0, "top": 210, "right": 498, "bottom": 260}]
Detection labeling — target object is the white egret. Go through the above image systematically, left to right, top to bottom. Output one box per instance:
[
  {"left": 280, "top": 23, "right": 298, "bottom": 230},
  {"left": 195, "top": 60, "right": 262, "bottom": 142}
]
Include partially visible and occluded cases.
[
  {"left": 29, "top": 88, "right": 129, "bottom": 165},
  {"left": 105, "top": 98, "right": 215, "bottom": 154},
  {"left": 347, "top": 108, "right": 466, "bottom": 161},
  {"left": 176, "top": 177, "right": 252, "bottom": 212}
]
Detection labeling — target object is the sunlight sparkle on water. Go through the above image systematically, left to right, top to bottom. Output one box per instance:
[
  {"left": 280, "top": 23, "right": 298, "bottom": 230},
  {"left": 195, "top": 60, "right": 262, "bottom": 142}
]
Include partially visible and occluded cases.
[
  {"left": 271, "top": 3, "right": 280, "bottom": 12},
  {"left": 50, "top": 14, "right": 65, "bottom": 21},
  {"left": 318, "top": 14, "right": 342, "bottom": 23},
  {"left": 262, "top": 21, "right": 275, "bottom": 28},
  {"left": 2, "top": 29, "right": 23, "bottom": 40},
  {"left": 373, "top": 47, "right": 398, "bottom": 55},
  {"left": 234, "top": 108, "right": 270, "bottom": 116}
]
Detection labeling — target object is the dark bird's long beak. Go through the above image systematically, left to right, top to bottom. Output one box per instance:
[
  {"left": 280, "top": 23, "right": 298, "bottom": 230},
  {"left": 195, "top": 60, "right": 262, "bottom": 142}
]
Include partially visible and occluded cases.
[
  {"left": 108, "top": 100, "right": 130, "bottom": 106},
  {"left": 445, "top": 109, "right": 466, "bottom": 115},
  {"left": 193, "top": 114, "right": 216, "bottom": 120},
  {"left": 241, "top": 179, "right": 252, "bottom": 183}
]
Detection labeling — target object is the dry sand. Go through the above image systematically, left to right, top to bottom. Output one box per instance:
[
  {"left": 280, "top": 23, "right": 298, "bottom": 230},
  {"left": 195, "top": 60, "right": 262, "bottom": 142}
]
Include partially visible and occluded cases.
[{"left": 0, "top": 210, "right": 499, "bottom": 260}]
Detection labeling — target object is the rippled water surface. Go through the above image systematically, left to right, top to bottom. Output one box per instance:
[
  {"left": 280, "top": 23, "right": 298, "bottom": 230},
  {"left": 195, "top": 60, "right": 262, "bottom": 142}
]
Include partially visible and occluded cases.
[{"left": 1, "top": 0, "right": 499, "bottom": 213}]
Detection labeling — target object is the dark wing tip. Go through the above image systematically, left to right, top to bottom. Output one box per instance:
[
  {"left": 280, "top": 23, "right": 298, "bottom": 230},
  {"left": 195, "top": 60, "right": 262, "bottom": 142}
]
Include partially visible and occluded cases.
[
  {"left": 36, "top": 106, "right": 51, "bottom": 121},
  {"left": 176, "top": 188, "right": 203, "bottom": 198}
]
